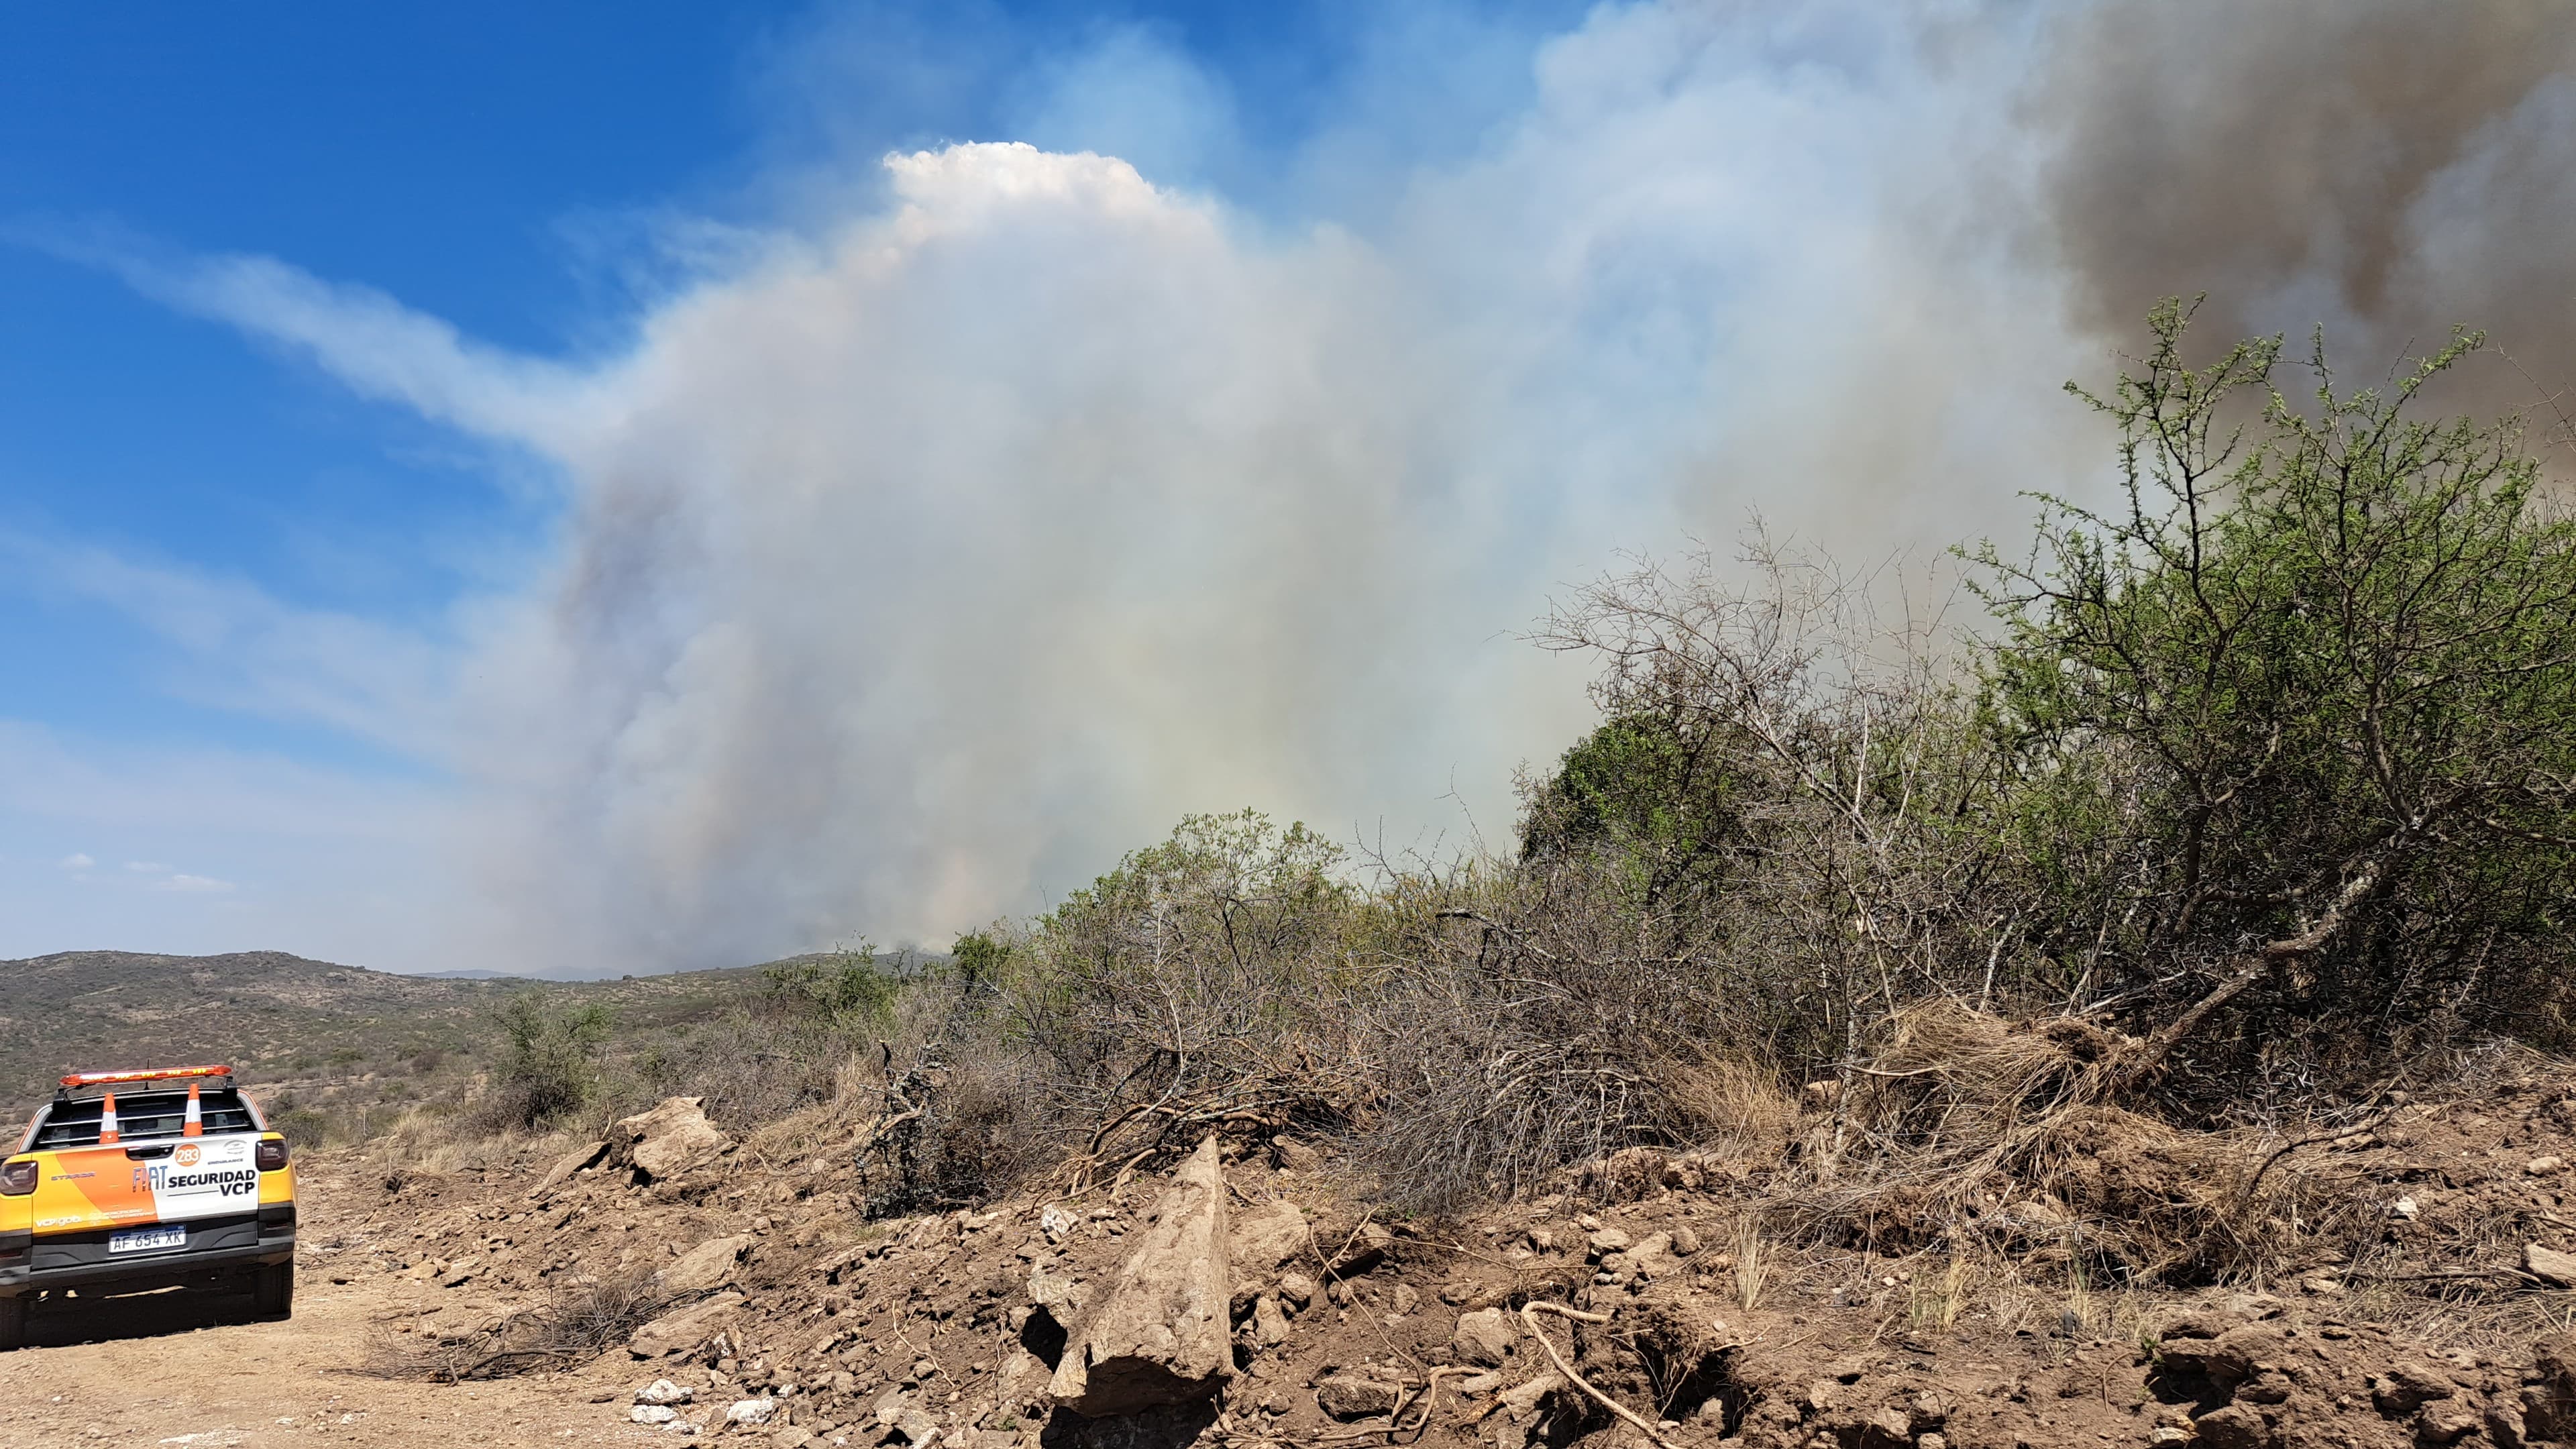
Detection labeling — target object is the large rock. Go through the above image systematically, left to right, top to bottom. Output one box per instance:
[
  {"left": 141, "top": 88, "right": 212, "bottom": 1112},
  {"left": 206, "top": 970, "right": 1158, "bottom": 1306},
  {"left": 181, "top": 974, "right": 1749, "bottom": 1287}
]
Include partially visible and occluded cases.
[
  {"left": 616, "top": 1097, "right": 731, "bottom": 1182},
  {"left": 1049, "top": 1136, "right": 1233, "bottom": 1417},
  {"left": 1228, "top": 1199, "right": 1310, "bottom": 1275},
  {"left": 1599, "top": 1231, "right": 1685, "bottom": 1285},
  {"left": 655, "top": 1234, "right": 753, "bottom": 1295},
  {"left": 2526, "top": 1242, "right": 2576, "bottom": 1288},
  {"left": 1029, "top": 1256, "right": 1084, "bottom": 1305},
  {"left": 629, "top": 1290, "right": 745, "bottom": 1358},
  {"left": 1452, "top": 1307, "right": 1518, "bottom": 1367},
  {"left": 2157, "top": 1322, "right": 2262, "bottom": 1391},
  {"left": 1497, "top": 1373, "right": 1564, "bottom": 1419},
  {"left": 875, "top": 1388, "right": 942, "bottom": 1444},
  {"left": 2191, "top": 1403, "right": 2269, "bottom": 1449}
]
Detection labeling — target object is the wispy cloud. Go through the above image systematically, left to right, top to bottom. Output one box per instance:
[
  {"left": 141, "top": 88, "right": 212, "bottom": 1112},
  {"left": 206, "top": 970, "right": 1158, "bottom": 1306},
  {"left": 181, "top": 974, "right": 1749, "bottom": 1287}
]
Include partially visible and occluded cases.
[
  {"left": 10, "top": 221, "right": 604, "bottom": 455},
  {"left": 0, "top": 533, "right": 455, "bottom": 760},
  {"left": 58, "top": 853, "right": 93, "bottom": 870},
  {"left": 153, "top": 873, "right": 235, "bottom": 894}
]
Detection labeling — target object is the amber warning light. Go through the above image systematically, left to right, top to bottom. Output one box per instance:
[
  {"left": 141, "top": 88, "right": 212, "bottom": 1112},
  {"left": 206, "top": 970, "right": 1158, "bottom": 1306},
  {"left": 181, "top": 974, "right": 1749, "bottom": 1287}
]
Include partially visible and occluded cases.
[{"left": 59, "top": 1065, "right": 233, "bottom": 1088}]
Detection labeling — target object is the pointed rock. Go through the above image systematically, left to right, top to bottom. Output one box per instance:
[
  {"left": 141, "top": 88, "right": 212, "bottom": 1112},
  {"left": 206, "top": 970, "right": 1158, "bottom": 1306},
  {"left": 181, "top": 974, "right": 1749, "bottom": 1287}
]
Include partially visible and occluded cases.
[
  {"left": 1049, "top": 1136, "right": 1232, "bottom": 1417},
  {"left": 629, "top": 1290, "right": 745, "bottom": 1358}
]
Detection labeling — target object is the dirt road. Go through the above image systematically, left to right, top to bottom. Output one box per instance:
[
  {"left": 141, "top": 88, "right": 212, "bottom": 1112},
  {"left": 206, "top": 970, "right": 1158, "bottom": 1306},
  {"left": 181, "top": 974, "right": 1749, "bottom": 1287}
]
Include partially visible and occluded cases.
[{"left": 1, "top": 1165, "right": 655, "bottom": 1449}]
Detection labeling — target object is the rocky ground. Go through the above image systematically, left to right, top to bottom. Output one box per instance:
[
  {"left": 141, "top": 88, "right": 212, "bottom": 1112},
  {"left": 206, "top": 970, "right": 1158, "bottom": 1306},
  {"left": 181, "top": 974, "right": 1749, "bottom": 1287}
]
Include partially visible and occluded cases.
[{"left": 11, "top": 1071, "right": 2576, "bottom": 1449}]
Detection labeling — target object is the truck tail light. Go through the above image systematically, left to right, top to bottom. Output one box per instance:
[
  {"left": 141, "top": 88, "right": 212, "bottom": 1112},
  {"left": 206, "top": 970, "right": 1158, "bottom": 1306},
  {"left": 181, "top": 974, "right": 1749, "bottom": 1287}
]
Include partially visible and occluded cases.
[
  {"left": 255, "top": 1138, "right": 289, "bottom": 1171},
  {"left": 0, "top": 1160, "right": 35, "bottom": 1195}
]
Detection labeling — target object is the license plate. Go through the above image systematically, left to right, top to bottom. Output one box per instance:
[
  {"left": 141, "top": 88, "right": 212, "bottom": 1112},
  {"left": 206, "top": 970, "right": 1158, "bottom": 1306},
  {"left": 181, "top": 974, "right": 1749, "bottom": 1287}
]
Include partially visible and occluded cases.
[{"left": 109, "top": 1225, "right": 186, "bottom": 1254}]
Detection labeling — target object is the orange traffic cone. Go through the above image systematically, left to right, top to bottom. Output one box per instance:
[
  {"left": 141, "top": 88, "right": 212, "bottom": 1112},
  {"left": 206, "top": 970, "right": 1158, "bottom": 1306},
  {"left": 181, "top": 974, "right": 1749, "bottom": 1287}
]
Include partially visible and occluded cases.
[
  {"left": 182, "top": 1081, "right": 204, "bottom": 1137},
  {"left": 99, "top": 1091, "right": 120, "bottom": 1146}
]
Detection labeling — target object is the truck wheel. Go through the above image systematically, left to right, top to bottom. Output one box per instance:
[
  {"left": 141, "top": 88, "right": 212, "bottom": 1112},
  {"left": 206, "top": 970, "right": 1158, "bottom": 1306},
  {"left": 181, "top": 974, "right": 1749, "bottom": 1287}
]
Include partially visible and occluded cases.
[
  {"left": 254, "top": 1262, "right": 294, "bottom": 1318},
  {"left": 0, "top": 1295, "right": 25, "bottom": 1350}
]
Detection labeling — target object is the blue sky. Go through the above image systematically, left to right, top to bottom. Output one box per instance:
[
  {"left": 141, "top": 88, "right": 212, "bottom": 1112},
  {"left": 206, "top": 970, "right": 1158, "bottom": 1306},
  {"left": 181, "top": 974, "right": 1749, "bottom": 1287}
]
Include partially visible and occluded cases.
[
  {"left": 0, "top": 1, "right": 1615, "bottom": 970},
  {"left": 2, "top": 1, "right": 2559, "bottom": 974},
  {"left": 2, "top": 8, "right": 745, "bottom": 748}
]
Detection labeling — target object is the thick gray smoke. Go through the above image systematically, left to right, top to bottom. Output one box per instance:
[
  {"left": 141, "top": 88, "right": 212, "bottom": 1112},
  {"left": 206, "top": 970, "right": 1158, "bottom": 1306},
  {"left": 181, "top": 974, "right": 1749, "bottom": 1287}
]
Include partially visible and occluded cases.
[
  {"left": 55, "top": 0, "right": 2576, "bottom": 975},
  {"left": 2037, "top": 0, "right": 2576, "bottom": 415},
  {"left": 376, "top": 5, "right": 2103, "bottom": 974}
]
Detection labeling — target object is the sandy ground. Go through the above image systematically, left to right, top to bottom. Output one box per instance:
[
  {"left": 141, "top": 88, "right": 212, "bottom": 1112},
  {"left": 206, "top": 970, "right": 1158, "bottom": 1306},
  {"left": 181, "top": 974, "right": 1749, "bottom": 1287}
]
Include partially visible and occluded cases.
[{"left": 1, "top": 1175, "right": 657, "bottom": 1449}]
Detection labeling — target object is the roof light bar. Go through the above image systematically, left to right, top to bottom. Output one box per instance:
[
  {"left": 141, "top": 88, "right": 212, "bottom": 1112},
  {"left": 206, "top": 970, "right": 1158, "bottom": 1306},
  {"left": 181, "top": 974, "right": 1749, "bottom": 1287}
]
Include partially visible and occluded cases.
[{"left": 58, "top": 1065, "right": 233, "bottom": 1088}]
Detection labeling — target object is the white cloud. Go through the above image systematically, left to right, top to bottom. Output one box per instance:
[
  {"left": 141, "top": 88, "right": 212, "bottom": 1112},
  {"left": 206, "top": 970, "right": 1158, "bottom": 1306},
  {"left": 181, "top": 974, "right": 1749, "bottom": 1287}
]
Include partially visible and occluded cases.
[
  {"left": 58, "top": 853, "right": 93, "bottom": 870},
  {"left": 153, "top": 874, "right": 235, "bottom": 894}
]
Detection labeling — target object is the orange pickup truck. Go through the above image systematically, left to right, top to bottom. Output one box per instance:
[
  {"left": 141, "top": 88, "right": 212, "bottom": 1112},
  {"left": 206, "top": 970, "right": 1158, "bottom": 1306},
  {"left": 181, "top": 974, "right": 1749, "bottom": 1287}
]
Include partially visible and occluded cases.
[{"left": 0, "top": 1065, "right": 297, "bottom": 1349}]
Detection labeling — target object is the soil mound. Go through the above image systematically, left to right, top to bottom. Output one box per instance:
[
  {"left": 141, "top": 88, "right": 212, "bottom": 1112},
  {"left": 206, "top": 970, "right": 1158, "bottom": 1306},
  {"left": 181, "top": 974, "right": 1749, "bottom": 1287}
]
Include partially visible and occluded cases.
[{"left": 307, "top": 1062, "right": 2576, "bottom": 1449}]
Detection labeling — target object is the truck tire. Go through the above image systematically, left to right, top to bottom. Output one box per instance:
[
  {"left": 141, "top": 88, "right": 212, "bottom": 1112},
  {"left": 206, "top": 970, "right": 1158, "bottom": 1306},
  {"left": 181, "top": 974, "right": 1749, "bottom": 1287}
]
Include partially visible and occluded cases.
[
  {"left": 254, "top": 1261, "right": 293, "bottom": 1318},
  {"left": 0, "top": 1295, "right": 25, "bottom": 1350}
]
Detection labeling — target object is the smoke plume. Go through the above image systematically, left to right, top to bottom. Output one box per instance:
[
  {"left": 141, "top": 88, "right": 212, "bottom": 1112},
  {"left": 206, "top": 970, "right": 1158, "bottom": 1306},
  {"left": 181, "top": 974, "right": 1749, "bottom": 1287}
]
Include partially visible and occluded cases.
[
  {"left": 2037, "top": 0, "right": 2576, "bottom": 415},
  {"left": 50, "top": 1, "right": 2576, "bottom": 975},
  {"left": 416, "top": 5, "right": 2100, "bottom": 971}
]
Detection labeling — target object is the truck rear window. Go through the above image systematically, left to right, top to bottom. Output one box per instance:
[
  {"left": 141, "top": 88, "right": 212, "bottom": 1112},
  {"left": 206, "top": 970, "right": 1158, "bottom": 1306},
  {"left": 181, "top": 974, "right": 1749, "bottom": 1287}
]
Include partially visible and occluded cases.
[{"left": 30, "top": 1089, "right": 262, "bottom": 1149}]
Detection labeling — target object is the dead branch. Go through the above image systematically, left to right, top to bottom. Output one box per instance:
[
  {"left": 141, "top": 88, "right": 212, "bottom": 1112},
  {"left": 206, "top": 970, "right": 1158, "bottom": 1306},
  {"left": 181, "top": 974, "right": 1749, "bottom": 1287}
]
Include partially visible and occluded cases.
[
  {"left": 2112, "top": 853, "right": 2391, "bottom": 1089},
  {"left": 1519, "top": 1301, "right": 1678, "bottom": 1449}
]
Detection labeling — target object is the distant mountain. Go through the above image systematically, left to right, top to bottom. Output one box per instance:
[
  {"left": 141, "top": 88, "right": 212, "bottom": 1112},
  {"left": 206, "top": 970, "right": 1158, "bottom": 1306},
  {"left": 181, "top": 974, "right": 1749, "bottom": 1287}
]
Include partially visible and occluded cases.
[
  {"left": 0, "top": 949, "right": 765, "bottom": 1114},
  {"left": 0, "top": 950, "right": 503, "bottom": 1105}
]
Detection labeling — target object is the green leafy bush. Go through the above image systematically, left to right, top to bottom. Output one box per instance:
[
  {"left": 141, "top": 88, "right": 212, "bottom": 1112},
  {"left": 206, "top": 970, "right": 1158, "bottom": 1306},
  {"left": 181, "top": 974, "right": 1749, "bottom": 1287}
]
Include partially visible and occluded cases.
[
  {"left": 1970, "top": 300, "right": 2576, "bottom": 1089},
  {"left": 762, "top": 947, "right": 898, "bottom": 1030},
  {"left": 482, "top": 992, "right": 610, "bottom": 1130}
]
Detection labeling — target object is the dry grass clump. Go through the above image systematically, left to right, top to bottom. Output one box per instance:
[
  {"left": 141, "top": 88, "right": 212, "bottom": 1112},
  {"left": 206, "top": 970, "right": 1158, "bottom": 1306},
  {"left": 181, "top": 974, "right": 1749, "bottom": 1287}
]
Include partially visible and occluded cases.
[
  {"left": 1711, "top": 1001, "right": 2375, "bottom": 1292},
  {"left": 1790, "top": 1003, "right": 2110, "bottom": 1218},
  {"left": 1661, "top": 1056, "right": 1799, "bottom": 1167},
  {"left": 370, "top": 1104, "right": 517, "bottom": 1183},
  {"left": 1730, "top": 1214, "right": 1771, "bottom": 1310},
  {"left": 1906, "top": 1252, "right": 1974, "bottom": 1335},
  {"left": 364, "top": 1269, "right": 674, "bottom": 1383}
]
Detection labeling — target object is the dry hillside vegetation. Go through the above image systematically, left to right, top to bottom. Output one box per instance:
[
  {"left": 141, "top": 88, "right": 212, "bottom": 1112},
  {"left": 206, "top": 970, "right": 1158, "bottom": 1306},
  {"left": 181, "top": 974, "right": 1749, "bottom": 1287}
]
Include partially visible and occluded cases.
[{"left": 11, "top": 307, "right": 2576, "bottom": 1449}]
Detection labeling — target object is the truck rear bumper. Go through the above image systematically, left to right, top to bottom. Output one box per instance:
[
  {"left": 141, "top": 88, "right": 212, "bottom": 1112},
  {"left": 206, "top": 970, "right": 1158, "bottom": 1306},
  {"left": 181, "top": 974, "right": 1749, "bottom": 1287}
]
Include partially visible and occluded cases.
[{"left": 0, "top": 1208, "right": 294, "bottom": 1298}]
